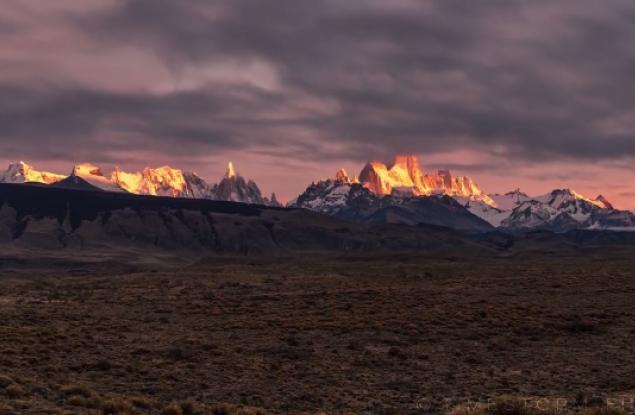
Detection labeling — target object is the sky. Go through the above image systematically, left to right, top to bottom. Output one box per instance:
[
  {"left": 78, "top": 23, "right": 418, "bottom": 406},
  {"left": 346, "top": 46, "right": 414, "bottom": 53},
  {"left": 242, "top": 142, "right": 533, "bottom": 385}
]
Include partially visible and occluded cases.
[{"left": 1, "top": 0, "right": 635, "bottom": 207}]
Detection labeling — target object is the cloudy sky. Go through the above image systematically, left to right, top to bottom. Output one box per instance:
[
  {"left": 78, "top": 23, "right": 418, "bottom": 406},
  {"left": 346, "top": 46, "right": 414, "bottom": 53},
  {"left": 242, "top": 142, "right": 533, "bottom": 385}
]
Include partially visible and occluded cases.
[{"left": 2, "top": 0, "right": 635, "bottom": 206}]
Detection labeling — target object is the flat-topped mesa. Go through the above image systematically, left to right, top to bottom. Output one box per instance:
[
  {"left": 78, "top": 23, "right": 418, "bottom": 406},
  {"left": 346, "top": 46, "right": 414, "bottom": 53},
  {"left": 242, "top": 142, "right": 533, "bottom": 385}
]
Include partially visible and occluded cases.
[{"left": 357, "top": 155, "right": 494, "bottom": 205}]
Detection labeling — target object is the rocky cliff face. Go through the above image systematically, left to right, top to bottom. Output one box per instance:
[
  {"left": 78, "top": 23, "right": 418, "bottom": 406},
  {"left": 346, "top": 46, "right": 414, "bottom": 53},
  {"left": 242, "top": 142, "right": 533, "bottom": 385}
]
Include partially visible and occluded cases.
[
  {"left": 358, "top": 155, "right": 494, "bottom": 205},
  {"left": 211, "top": 162, "right": 268, "bottom": 205},
  {"left": 111, "top": 166, "right": 210, "bottom": 198},
  {"left": 0, "top": 183, "right": 488, "bottom": 255}
]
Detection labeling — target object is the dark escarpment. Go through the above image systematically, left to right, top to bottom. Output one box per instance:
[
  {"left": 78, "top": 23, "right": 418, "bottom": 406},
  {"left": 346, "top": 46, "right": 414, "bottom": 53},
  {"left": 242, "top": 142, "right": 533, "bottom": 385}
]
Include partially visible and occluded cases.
[{"left": 0, "top": 183, "right": 488, "bottom": 256}]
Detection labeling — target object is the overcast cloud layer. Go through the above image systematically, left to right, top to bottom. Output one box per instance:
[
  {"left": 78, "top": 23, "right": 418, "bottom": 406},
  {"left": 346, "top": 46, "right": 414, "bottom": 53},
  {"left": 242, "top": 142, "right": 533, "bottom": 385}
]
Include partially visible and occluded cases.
[{"left": 1, "top": 1, "right": 635, "bottom": 204}]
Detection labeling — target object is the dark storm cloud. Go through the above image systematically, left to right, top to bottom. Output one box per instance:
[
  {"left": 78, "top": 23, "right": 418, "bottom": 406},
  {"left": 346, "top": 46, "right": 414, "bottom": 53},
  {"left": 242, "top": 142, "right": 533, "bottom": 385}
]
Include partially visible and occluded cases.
[
  {"left": 2, "top": 0, "right": 635, "bottom": 164},
  {"left": 0, "top": 82, "right": 325, "bottom": 163}
]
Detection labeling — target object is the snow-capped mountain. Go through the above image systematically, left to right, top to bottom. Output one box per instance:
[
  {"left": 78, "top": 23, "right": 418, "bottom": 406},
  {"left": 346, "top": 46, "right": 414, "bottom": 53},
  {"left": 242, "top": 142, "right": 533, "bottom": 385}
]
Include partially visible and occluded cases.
[
  {"left": 292, "top": 155, "right": 504, "bottom": 230},
  {"left": 358, "top": 155, "right": 494, "bottom": 205},
  {"left": 2, "top": 158, "right": 635, "bottom": 231},
  {"left": 0, "top": 161, "right": 65, "bottom": 184},
  {"left": 0, "top": 161, "right": 279, "bottom": 206},
  {"left": 72, "top": 163, "right": 126, "bottom": 192},
  {"left": 293, "top": 164, "right": 635, "bottom": 232},
  {"left": 111, "top": 166, "right": 210, "bottom": 198},
  {"left": 290, "top": 171, "right": 493, "bottom": 232},
  {"left": 292, "top": 172, "right": 354, "bottom": 215},
  {"left": 456, "top": 188, "right": 635, "bottom": 231},
  {"left": 458, "top": 189, "right": 531, "bottom": 227},
  {"left": 490, "top": 189, "right": 532, "bottom": 210},
  {"left": 500, "top": 189, "right": 635, "bottom": 231},
  {"left": 461, "top": 200, "right": 508, "bottom": 228}
]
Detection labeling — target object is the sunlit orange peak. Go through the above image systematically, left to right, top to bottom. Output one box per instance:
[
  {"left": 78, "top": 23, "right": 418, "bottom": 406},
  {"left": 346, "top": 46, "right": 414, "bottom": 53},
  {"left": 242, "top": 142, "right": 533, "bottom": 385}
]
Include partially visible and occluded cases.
[
  {"left": 358, "top": 155, "right": 495, "bottom": 206},
  {"left": 5, "top": 161, "right": 64, "bottom": 184},
  {"left": 226, "top": 161, "right": 236, "bottom": 178},
  {"left": 111, "top": 165, "right": 190, "bottom": 197},
  {"left": 335, "top": 168, "right": 351, "bottom": 183}
]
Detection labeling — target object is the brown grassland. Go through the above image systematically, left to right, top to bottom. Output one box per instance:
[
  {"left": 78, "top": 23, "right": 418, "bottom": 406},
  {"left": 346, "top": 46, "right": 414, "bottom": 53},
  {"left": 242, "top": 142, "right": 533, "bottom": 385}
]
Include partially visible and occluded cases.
[{"left": 1, "top": 250, "right": 634, "bottom": 414}]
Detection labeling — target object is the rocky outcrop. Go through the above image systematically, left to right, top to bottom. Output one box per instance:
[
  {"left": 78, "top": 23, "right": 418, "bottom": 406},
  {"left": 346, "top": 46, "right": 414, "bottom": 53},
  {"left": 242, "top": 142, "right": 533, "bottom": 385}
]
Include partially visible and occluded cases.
[{"left": 357, "top": 155, "right": 494, "bottom": 205}]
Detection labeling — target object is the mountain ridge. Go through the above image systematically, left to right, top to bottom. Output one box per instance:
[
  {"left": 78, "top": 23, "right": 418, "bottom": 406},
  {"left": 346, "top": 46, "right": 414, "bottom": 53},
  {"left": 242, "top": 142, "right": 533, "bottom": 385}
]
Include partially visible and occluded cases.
[
  {"left": 357, "top": 155, "right": 495, "bottom": 205},
  {"left": 2, "top": 156, "right": 634, "bottom": 232},
  {"left": 0, "top": 161, "right": 280, "bottom": 207},
  {"left": 293, "top": 168, "right": 635, "bottom": 232},
  {"left": 290, "top": 175, "right": 493, "bottom": 232},
  {"left": 0, "top": 182, "right": 490, "bottom": 255}
]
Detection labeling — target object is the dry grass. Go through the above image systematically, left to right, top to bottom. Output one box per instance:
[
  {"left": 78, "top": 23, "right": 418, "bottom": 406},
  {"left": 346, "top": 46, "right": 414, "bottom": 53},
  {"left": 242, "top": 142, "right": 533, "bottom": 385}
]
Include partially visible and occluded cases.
[
  {"left": 1, "top": 252, "right": 635, "bottom": 414},
  {"left": 0, "top": 375, "right": 14, "bottom": 388}
]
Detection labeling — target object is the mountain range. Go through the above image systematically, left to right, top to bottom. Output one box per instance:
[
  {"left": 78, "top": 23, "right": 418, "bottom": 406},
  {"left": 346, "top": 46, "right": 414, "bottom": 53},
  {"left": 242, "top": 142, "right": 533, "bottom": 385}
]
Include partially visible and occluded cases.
[
  {"left": 291, "top": 155, "right": 635, "bottom": 232},
  {"left": 2, "top": 156, "right": 634, "bottom": 233},
  {"left": 0, "top": 161, "right": 280, "bottom": 207},
  {"left": 2, "top": 181, "right": 635, "bottom": 257},
  {"left": 0, "top": 182, "right": 490, "bottom": 255}
]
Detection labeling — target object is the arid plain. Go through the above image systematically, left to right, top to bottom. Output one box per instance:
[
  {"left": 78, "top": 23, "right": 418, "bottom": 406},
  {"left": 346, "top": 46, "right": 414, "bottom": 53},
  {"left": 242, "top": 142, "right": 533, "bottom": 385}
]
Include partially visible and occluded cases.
[{"left": 1, "top": 250, "right": 634, "bottom": 415}]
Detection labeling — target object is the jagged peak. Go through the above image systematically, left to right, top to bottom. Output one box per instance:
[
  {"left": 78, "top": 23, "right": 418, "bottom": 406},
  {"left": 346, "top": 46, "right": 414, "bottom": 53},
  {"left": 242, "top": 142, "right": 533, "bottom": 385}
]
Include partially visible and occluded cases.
[
  {"left": 357, "top": 154, "right": 495, "bottom": 206},
  {"left": 392, "top": 154, "right": 420, "bottom": 170},
  {"left": 1, "top": 160, "right": 274, "bottom": 204},
  {"left": 11, "top": 160, "right": 30, "bottom": 169},
  {"left": 1, "top": 161, "right": 65, "bottom": 184},
  {"left": 5, "top": 161, "right": 32, "bottom": 175},
  {"left": 226, "top": 161, "right": 236, "bottom": 178},
  {"left": 145, "top": 165, "right": 184, "bottom": 175},
  {"left": 335, "top": 168, "right": 351, "bottom": 183},
  {"left": 488, "top": 188, "right": 529, "bottom": 200},
  {"left": 504, "top": 188, "right": 528, "bottom": 197},
  {"left": 544, "top": 188, "right": 607, "bottom": 209},
  {"left": 552, "top": 188, "right": 587, "bottom": 199},
  {"left": 552, "top": 188, "right": 574, "bottom": 195},
  {"left": 594, "top": 194, "right": 614, "bottom": 210}
]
